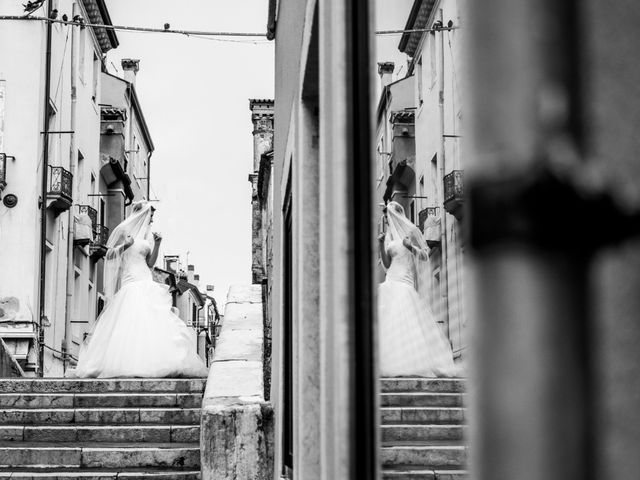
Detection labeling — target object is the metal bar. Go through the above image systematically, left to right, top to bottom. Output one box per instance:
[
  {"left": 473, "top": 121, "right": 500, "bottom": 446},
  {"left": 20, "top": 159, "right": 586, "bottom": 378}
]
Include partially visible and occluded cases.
[
  {"left": 349, "top": 0, "right": 377, "bottom": 478},
  {"left": 40, "top": 130, "right": 74, "bottom": 134}
]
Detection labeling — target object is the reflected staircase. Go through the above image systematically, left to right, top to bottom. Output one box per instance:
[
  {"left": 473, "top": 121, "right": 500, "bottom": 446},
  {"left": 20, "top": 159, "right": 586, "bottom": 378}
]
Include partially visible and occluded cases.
[{"left": 381, "top": 377, "right": 467, "bottom": 479}]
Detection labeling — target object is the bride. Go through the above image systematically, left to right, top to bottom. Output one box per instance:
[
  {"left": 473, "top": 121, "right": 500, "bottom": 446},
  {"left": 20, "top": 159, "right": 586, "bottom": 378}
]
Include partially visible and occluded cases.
[
  {"left": 72, "top": 201, "right": 208, "bottom": 378},
  {"left": 378, "top": 201, "right": 457, "bottom": 377}
]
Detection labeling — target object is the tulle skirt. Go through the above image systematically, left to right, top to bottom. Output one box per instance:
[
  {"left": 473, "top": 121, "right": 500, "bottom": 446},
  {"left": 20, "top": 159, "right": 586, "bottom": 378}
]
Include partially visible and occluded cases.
[
  {"left": 378, "top": 279, "right": 457, "bottom": 377},
  {"left": 72, "top": 280, "right": 209, "bottom": 378}
]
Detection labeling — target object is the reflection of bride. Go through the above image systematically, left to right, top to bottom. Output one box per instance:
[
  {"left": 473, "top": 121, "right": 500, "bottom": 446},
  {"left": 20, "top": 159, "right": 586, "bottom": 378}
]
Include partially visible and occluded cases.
[
  {"left": 72, "top": 201, "right": 208, "bottom": 378},
  {"left": 378, "top": 201, "right": 457, "bottom": 377}
]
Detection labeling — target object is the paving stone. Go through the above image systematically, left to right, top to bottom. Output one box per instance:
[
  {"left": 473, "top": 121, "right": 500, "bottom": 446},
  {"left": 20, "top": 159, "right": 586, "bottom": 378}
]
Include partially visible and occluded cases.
[
  {"left": 380, "top": 378, "right": 466, "bottom": 394},
  {"left": 0, "top": 379, "right": 206, "bottom": 394},
  {"left": 381, "top": 393, "right": 464, "bottom": 408},
  {"left": 0, "top": 394, "right": 74, "bottom": 409},
  {"left": 73, "top": 394, "right": 179, "bottom": 408},
  {"left": 175, "top": 394, "right": 202, "bottom": 409},
  {"left": 381, "top": 407, "right": 465, "bottom": 425},
  {"left": 74, "top": 408, "right": 141, "bottom": 424},
  {"left": 139, "top": 408, "right": 200, "bottom": 425},
  {"left": 0, "top": 409, "right": 76, "bottom": 425},
  {"left": 382, "top": 425, "right": 466, "bottom": 442},
  {"left": 0, "top": 426, "right": 24, "bottom": 441},
  {"left": 170, "top": 426, "right": 200, "bottom": 443},
  {"left": 81, "top": 445, "right": 200, "bottom": 469},
  {"left": 381, "top": 445, "right": 467, "bottom": 468},
  {"left": 0, "top": 446, "right": 82, "bottom": 467},
  {"left": 382, "top": 468, "right": 468, "bottom": 479}
]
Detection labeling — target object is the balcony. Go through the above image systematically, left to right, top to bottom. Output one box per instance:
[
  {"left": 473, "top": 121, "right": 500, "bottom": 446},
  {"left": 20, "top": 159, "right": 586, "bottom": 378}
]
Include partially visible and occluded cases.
[
  {"left": 47, "top": 166, "right": 73, "bottom": 212},
  {"left": 443, "top": 170, "right": 464, "bottom": 220},
  {"left": 78, "top": 205, "right": 98, "bottom": 230},
  {"left": 90, "top": 224, "right": 110, "bottom": 260}
]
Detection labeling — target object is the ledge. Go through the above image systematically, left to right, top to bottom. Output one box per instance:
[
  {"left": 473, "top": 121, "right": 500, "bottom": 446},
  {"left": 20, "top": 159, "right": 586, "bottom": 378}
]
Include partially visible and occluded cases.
[{"left": 201, "top": 285, "right": 273, "bottom": 480}]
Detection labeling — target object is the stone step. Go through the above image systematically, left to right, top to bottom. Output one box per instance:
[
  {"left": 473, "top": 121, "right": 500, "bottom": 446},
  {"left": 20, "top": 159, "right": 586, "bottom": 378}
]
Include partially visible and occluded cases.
[
  {"left": 381, "top": 378, "right": 465, "bottom": 394},
  {"left": 0, "top": 379, "right": 206, "bottom": 394},
  {"left": 0, "top": 393, "right": 202, "bottom": 409},
  {"left": 381, "top": 393, "right": 464, "bottom": 408},
  {"left": 381, "top": 407, "right": 465, "bottom": 425},
  {"left": 0, "top": 408, "right": 201, "bottom": 425},
  {"left": 382, "top": 424, "right": 465, "bottom": 442},
  {"left": 0, "top": 425, "right": 199, "bottom": 443},
  {"left": 381, "top": 442, "right": 466, "bottom": 468},
  {"left": 0, "top": 443, "right": 200, "bottom": 469},
  {"left": 382, "top": 466, "right": 467, "bottom": 479},
  {"left": 0, "top": 469, "right": 201, "bottom": 479}
]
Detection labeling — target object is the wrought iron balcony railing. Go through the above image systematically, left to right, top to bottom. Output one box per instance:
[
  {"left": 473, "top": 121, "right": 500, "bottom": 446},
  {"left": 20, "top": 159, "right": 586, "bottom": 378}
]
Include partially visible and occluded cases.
[
  {"left": 47, "top": 166, "right": 73, "bottom": 211},
  {"left": 443, "top": 170, "right": 464, "bottom": 219},
  {"left": 78, "top": 205, "right": 98, "bottom": 231},
  {"left": 90, "top": 224, "right": 110, "bottom": 259},
  {"left": 94, "top": 224, "right": 109, "bottom": 246}
]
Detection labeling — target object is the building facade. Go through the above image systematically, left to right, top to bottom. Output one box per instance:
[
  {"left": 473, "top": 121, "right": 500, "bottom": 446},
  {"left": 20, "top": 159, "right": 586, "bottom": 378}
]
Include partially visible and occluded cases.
[
  {"left": 376, "top": 0, "right": 467, "bottom": 358},
  {"left": 0, "top": 1, "right": 153, "bottom": 376},
  {"left": 248, "top": 99, "right": 275, "bottom": 285}
]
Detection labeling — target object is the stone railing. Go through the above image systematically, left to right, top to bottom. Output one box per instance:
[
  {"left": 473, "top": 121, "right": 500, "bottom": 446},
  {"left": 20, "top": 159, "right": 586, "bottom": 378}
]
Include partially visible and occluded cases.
[
  {"left": 200, "top": 285, "right": 274, "bottom": 480},
  {"left": 0, "top": 337, "right": 25, "bottom": 377}
]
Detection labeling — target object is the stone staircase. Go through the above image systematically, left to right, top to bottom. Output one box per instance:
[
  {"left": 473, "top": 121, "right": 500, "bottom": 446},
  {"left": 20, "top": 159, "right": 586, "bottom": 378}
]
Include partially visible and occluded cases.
[
  {"left": 0, "top": 377, "right": 206, "bottom": 479},
  {"left": 381, "top": 377, "right": 467, "bottom": 480}
]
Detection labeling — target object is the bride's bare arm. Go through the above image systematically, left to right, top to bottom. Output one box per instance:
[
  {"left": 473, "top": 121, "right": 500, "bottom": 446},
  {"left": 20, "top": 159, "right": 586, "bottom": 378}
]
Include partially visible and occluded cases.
[
  {"left": 147, "top": 233, "right": 162, "bottom": 268},
  {"left": 378, "top": 233, "right": 391, "bottom": 269}
]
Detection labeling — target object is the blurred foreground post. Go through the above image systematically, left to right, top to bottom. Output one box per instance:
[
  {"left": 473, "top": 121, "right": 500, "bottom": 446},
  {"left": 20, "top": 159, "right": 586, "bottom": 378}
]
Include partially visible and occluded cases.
[{"left": 468, "top": 1, "right": 640, "bottom": 480}]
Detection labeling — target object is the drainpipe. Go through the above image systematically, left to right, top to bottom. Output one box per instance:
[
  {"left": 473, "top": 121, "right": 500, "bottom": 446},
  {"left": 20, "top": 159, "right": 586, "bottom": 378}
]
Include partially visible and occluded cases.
[
  {"left": 38, "top": 0, "right": 54, "bottom": 377},
  {"left": 62, "top": 7, "right": 79, "bottom": 372},
  {"left": 436, "top": 12, "right": 451, "bottom": 340},
  {"left": 146, "top": 150, "right": 152, "bottom": 199}
]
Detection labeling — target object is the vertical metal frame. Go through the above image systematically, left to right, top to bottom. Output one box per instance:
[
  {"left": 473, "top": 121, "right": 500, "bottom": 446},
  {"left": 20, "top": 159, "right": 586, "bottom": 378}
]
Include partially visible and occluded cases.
[{"left": 347, "top": 0, "right": 378, "bottom": 478}]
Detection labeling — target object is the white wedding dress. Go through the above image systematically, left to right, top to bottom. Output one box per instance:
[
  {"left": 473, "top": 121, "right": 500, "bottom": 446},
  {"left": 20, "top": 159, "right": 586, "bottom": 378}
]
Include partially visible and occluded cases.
[
  {"left": 73, "top": 238, "right": 208, "bottom": 378},
  {"left": 378, "top": 239, "right": 457, "bottom": 377}
]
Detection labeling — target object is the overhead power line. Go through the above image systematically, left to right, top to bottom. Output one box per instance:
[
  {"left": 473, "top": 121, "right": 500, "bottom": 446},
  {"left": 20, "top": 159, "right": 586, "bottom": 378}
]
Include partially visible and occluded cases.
[
  {"left": 0, "top": 15, "right": 459, "bottom": 38},
  {"left": 0, "top": 15, "right": 266, "bottom": 37}
]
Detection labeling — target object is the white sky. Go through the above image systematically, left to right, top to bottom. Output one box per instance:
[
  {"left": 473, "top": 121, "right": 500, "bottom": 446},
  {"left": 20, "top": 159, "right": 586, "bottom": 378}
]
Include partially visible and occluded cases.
[{"left": 104, "top": 1, "right": 275, "bottom": 308}]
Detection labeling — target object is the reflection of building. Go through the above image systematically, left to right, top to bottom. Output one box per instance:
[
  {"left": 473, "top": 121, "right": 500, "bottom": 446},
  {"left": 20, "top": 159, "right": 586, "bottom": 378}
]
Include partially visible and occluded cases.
[
  {"left": 0, "top": 0, "right": 139, "bottom": 376},
  {"left": 375, "top": 0, "right": 466, "bottom": 358},
  {"left": 248, "top": 99, "right": 274, "bottom": 285}
]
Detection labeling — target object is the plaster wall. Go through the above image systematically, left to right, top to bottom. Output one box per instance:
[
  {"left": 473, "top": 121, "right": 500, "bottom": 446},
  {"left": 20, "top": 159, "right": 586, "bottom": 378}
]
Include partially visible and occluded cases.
[{"left": 0, "top": 0, "right": 115, "bottom": 375}]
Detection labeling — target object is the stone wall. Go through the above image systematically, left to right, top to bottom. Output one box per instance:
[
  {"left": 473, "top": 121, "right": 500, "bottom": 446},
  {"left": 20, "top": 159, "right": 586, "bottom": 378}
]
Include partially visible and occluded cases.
[{"left": 200, "top": 285, "right": 273, "bottom": 480}]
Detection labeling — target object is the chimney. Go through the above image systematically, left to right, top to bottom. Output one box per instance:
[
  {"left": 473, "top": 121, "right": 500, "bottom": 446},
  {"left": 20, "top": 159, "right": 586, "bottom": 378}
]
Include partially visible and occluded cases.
[
  {"left": 121, "top": 58, "right": 140, "bottom": 87},
  {"left": 377, "top": 61, "right": 395, "bottom": 89},
  {"left": 164, "top": 255, "right": 179, "bottom": 273},
  {"left": 187, "top": 264, "right": 195, "bottom": 284},
  {"left": 193, "top": 274, "right": 200, "bottom": 288}
]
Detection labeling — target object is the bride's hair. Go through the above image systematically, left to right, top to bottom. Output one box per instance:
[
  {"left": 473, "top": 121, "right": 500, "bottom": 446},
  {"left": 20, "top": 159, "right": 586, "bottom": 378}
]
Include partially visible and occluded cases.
[{"left": 132, "top": 200, "right": 148, "bottom": 213}]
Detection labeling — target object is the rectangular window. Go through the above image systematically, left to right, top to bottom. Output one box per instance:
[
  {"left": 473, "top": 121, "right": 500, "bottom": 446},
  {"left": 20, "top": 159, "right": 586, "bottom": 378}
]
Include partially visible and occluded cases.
[
  {"left": 79, "top": 28, "right": 86, "bottom": 84},
  {"left": 429, "top": 31, "right": 437, "bottom": 88},
  {"left": 92, "top": 53, "right": 99, "bottom": 102},
  {"left": 417, "top": 56, "right": 424, "bottom": 105},
  {"left": 377, "top": 137, "right": 385, "bottom": 181},
  {"left": 430, "top": 154, "right": 438, "bottom": 200},
  {"left": 282, "top": 171, "right": 293, "bottom": 477}
]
